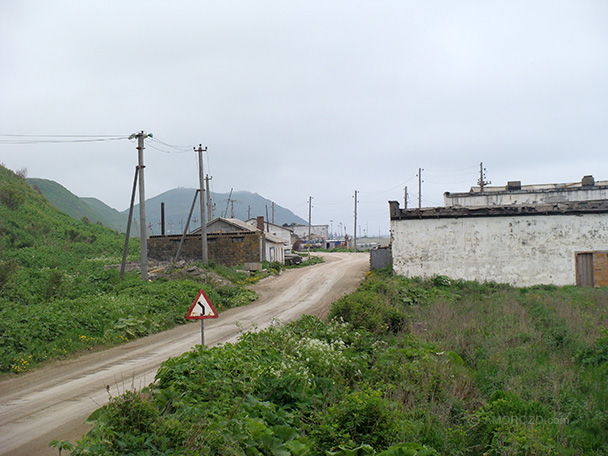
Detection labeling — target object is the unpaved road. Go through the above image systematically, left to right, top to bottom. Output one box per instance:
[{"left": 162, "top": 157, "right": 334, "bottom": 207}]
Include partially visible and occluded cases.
[{"left": 0, "top": 252, "right": 368, "bottom": 456}]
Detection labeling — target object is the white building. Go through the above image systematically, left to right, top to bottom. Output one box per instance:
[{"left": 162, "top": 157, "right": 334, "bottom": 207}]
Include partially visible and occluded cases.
[
  {"left": 444, "top": 175, "right": 608, "bottom": 207},
  {"left": 390, "top": 187, "right": 608, "bottom": 287},
  {"left": 246, "top": 217, "right": 297, "bottom": 252},
  {"left": 289, "top": 224, "right": 329, "bottom": 242}
]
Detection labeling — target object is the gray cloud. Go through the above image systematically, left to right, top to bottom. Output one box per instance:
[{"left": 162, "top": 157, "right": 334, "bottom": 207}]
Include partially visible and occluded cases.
[{"left": 1, "top": 0, "right": 606, "bottom": 236}]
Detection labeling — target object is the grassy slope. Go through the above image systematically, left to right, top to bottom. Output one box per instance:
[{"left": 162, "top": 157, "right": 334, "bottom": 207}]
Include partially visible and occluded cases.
[
  {"left": 0, "top": 165, "right": 255, "bottom": 373},
  {"left": 27, "top": 177, "right": 127, "bottom": 233},
  {"left": 80, "top": 196, "right": 128, "bottom": 233}
]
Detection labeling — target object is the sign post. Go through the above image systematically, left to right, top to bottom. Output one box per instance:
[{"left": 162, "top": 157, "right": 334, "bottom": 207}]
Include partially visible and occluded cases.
[{"left": 186, "top": 290, "right": 219, "bottom": 346}]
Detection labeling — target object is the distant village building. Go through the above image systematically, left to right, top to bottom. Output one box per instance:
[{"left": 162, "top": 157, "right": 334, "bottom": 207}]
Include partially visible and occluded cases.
[
  {"left": 390, "top": 176, "right": 608, "bottom": 287},
  {"left": 147, "top": 217, "right": 288, "bottom": 266},
  {"left": 201, "top": 217, "right": 287, "bottom": 264},
  {"left": 246, "top": 217, "right": 297, "bottom": 252},
  {"left": 287, "top": 223, "right": 329, "bottom": 242}
]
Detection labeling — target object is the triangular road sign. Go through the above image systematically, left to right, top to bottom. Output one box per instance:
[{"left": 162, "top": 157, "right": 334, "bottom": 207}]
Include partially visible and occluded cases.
[{"left": 186, "top": 290, "right": 219, "bottom": 320}]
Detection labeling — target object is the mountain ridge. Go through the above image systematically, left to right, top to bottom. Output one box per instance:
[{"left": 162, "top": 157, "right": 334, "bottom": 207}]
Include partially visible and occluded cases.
[{"left": 26, "top": 179, "right": 307, "bottom": 235}]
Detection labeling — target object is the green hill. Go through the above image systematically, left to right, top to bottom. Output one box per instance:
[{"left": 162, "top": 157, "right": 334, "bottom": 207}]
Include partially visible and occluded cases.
[
  {"left": 27, "top": 178, "right": 127, "bottom": 233},
  {"left": 80, "top": 196, "right": 128, "bottom": 232}
]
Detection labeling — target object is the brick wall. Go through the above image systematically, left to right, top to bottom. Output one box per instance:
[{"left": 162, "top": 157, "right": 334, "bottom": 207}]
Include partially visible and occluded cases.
[
  {"left": 148, "top": 231, "right": 262, "bottom": 266},
  {"left": 593, "top": 252, "right": 608, "bottom": 287}
]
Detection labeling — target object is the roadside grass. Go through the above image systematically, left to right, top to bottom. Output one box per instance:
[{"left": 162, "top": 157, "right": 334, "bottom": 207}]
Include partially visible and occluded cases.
[
  {"left": 71, "top": 269, "right": 608, "bottom": 455},
  {"left": 404, "top": 276, "right": 608, "bottom": 454}
]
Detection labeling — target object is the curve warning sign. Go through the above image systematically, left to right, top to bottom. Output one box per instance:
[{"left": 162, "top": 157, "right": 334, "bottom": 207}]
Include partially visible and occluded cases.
[{"left": 186, "top": 290, "right": 219, "bottom": 320}]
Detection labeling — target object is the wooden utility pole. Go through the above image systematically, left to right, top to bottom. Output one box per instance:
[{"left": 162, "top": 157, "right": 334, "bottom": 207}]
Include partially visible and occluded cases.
[
  {"left": 129, "top": 131, "right": 152, "bottom": 280},
  {"left": 196, "top": 144, "right": 208, "bottom": 263},
  {"left": 478, "top": 162, "right": 491, "bottom": 192},
  {"left": 120, "top": 165, "right": 139, "bottom": 278},
  {"left": 418, "top": 168, "right": 423, "bottom": 210},
  {"left": 205, "top": 174, "right": 213, "bottom": 221},
  {"left": 404, "top": 186, "right": 408, "bottom": 208},
  {"left": 353, "top": 190, "right": 358, "bottom": 252},
  {"left": 308, "top": 196, "right": 313, "bottom": 254},
  {"left": 272, "top": 202, "right": 275, "bottom": 224}
]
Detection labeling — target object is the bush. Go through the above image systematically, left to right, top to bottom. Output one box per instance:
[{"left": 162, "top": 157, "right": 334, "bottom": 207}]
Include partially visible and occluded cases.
[{"left": 314, "top": 389, "right": 404, "bottom": 451}]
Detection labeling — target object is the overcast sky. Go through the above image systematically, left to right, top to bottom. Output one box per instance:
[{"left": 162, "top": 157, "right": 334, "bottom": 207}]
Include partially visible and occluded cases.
[{"left": 1, "top": 1, "right": 606, "bottom": 236}]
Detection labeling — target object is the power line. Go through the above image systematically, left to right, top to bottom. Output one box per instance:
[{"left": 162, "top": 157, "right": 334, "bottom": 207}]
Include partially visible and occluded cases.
[
  {"left": 0, "top": 134, "right": 128, "bottom": 145},
  {"left": 0, "top": 134, "right": 127, "bottom": 137},
  {"left": 148, "top": 137, "right": 192, "bottom": 152},
  {"left": 145, "top": 142, "right": 184, "bottom": 154}
]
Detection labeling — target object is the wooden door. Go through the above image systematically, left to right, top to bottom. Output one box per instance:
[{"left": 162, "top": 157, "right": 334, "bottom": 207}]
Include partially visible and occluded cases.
[{"left": 576, "top": 253, "right": 594, "bottom": 287}]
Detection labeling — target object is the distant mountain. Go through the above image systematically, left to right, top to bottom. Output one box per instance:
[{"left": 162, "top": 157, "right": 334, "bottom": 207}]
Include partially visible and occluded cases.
[
  {"left": 27, "top": 178, "right": 128, "bottom": 233},
  {"left": 26, "top": 179, "right": 306, "bottom": 237},
  {"left": 125, "top": 188, "right": 307, "bottom": 236}
]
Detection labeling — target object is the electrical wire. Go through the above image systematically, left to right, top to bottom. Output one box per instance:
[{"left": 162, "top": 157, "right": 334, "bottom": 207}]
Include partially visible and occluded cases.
[
  {"left": 0, "top": 134, "right": 129, "bottom": 145},
  {"left": 147, "top": 137, "right": 193, "bottom": 152},
  {"left": 145, "top": 142, "right": 183, "bottom": 154}
]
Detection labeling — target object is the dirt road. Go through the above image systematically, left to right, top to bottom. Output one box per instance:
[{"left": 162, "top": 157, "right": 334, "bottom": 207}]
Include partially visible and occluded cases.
[{"left": 0, "top": 252, "right": 369, "bottom": 456}]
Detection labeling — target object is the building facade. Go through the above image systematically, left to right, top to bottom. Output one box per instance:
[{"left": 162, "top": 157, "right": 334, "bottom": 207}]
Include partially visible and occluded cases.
[
  {"left": 444, "top": 175, "right": 608, "bottom": 207},
  {"left": 389, "top": 200, "right": 608, "bottom": 287},
  {"left": 289, "top": 224, "right": 329, "bottom": 242}
]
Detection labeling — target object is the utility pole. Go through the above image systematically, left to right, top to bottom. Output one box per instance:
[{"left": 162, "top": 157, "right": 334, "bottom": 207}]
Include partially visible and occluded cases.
[
  {"left": 129, "top": 131, "right": 152, "bottom": 280},
  {"left": 196, "top": 144, "right": 208, "bottom": 263},
  {"left": 478, "top": 162, "right": 491, "bottom": 192},
  {"left": 120, "top": 165, "right": 139, "bottom": 279},
  {"left": 418, "top": 168, "right": 423, "bottom": 210},
  {"left": 205, "top": 174, "right": 213, "bottom": 221},
  {"left": 404, "top": 186, "right": 408, "bottom": 208},
  {"left": 353, "top": 190, "right": 358, "bottom": 252},
  {"left": 308, "top": 196, "right": 313, "bottom": 254},
  {"left": 272, "top": 202, "right": 275, "bottom": 224},
  {"left": 247, "top": 205, "right": 251, "bottom": 220}
]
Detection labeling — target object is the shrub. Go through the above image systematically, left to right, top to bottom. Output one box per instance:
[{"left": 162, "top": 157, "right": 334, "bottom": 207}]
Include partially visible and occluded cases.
[{"left": 313, "top": 389, "right": 404, "bottom": 451}]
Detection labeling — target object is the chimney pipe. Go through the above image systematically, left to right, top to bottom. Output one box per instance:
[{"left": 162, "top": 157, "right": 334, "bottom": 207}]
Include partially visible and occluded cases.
[
  {"left": 161, "top": 202, "right": 165, "bottom": 235},
  {"left": 256, "top": 216, "right": 265, "bottom": 231}
]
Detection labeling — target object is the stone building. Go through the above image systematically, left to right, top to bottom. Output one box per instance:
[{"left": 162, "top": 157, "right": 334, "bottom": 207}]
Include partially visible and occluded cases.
[{"left": 148, "top": 217, "right": 288, "bottom": 266}]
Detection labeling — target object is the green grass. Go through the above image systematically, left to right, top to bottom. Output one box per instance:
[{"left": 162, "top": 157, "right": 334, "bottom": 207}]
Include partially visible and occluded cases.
[{"left": 71, "top": 270, "right": 608, "bottom": 455}]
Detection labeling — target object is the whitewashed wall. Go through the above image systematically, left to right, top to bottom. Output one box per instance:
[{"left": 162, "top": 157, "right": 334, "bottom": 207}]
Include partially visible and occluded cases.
[
  {"left": 444, "top": 186, "right": 608, "bottom": 207},
  {"left": 391, "top": 213, "right": 608, "bottom": 286},
  {"left": 291, "top": 225, "right": 329, "bottom": 240}
]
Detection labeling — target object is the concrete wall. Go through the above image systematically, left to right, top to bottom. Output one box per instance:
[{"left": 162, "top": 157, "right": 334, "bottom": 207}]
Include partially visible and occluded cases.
[{"left": 391, "top": 213, "right": 608, "bottom": 287}]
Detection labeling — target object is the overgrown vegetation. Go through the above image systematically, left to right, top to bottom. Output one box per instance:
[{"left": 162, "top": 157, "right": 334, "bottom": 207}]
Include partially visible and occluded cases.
[
  {"left": 0, "top": 165, "right": 256, "bottom": 373},
  {"left": 72, "top": 269, "right": 608, "bottom": 455}
]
